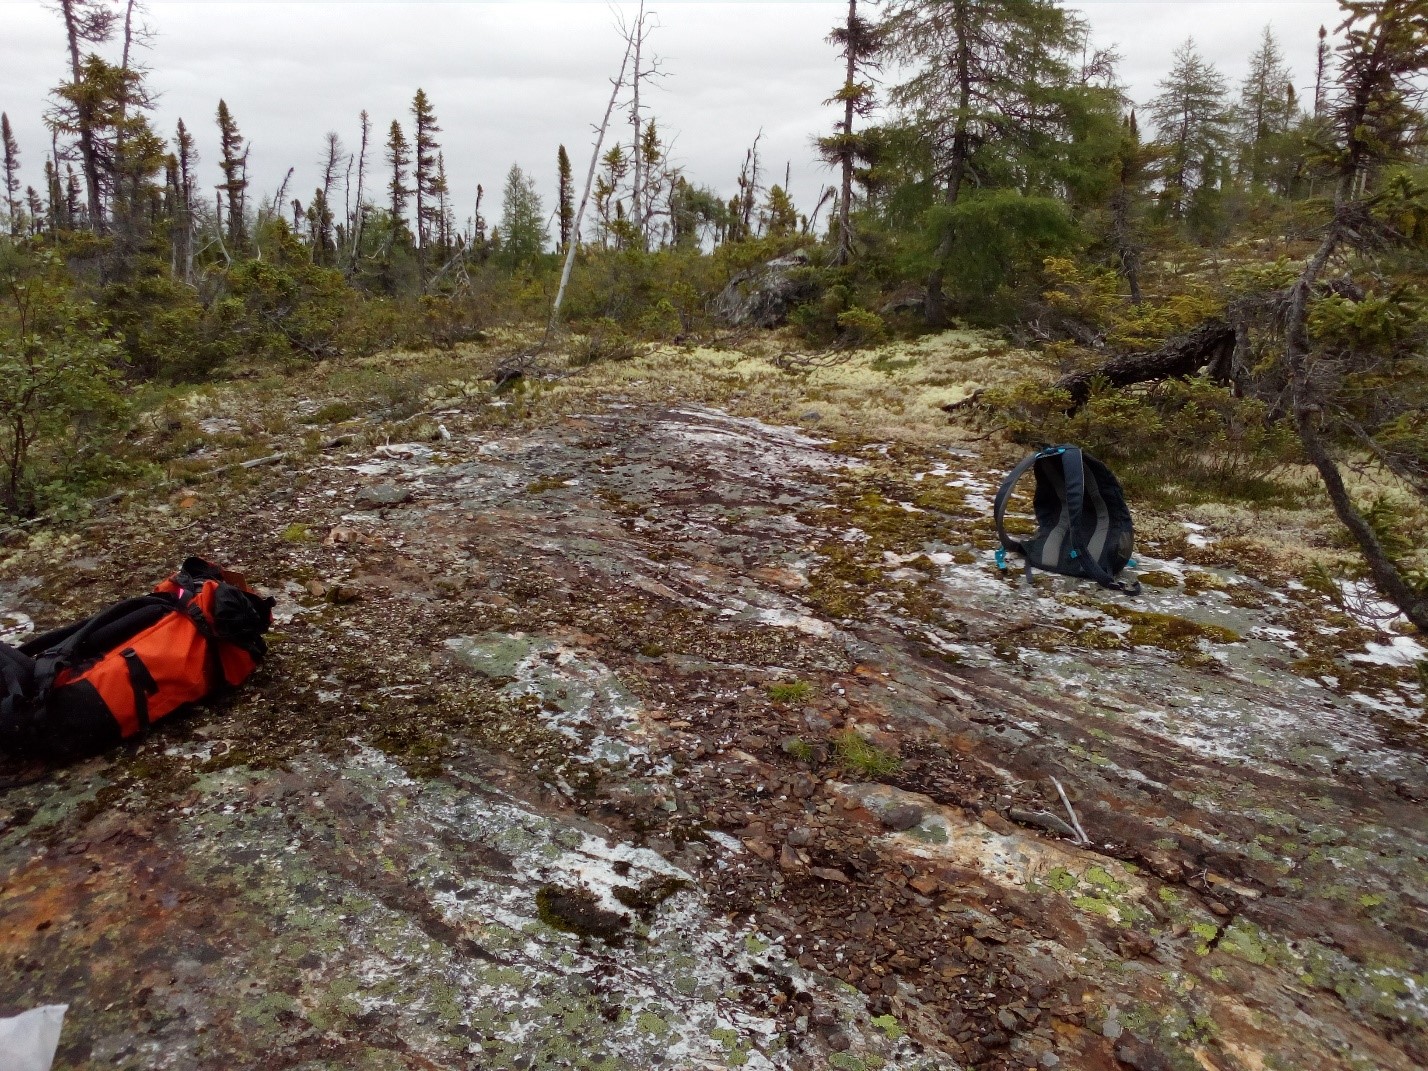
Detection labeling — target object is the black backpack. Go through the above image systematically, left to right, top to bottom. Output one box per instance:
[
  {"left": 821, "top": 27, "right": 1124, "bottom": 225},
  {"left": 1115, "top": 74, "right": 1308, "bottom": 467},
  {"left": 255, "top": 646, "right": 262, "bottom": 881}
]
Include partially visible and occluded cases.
[{"left": 993, "top": 445, "right": 1140, "bottom": 594}]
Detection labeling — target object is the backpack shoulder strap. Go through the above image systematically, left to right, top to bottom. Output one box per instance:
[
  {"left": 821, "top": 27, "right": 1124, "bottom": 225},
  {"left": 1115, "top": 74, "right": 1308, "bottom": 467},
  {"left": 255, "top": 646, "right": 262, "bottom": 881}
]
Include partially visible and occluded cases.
[
  {"left": 1058, "top": 444, "right": 1086, "bottom": 549},
  {"left": 1058, "top": 446, "right": 1141, "bottom": 594},
  {"left": 993, "top": 451, "right": 1046, "bottom": 555},
  {"left": 1076, "top": 546, "right": 1142, "bottom": 595}
]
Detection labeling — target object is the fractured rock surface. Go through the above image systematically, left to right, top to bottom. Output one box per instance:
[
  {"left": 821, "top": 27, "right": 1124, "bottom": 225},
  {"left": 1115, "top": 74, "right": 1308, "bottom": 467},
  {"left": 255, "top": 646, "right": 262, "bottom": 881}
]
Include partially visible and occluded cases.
[{"left": 1, "top": 403, "right": 1424, "bottom": 1071}]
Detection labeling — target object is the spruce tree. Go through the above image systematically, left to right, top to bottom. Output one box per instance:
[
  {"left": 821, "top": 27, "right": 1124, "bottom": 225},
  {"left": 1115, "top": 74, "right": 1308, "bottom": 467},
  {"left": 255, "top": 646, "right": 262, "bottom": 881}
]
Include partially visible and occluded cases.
[
  {"left": 54, "top": 0, "right": 116, "bottom": 231},
  {"left": 819, "top": 0, "right": 880, "bottom": 265},
  {"left": 881, "top": 0, "right": 1099, "bottom": 323},
  {"left": 1313, "top": 25, "right": 1331, "bottom": 118},
  {"left": 1236, "top": 27, "right": 1297, "bottom": 189},
  {"left": 1147, "top": 38, "right": 1231, "bottom": 221},
  {"left": 44, "top": 49, "right": 161, "bottom": 251},
  {"left": 108, "top": 75, "right": 166, "bottom": 257},
  {"left": 410, "top": 88, "right": 442, "bottom": 271},
  {"left": 215, "top": 99, "right": 248, "bottom": 251},
  {"left": 1109, "top": 110, "right": 1153, "bottom": 304},
  {"left": 2, "top": 115, "right": 20, "bottom": 237},
  {"left": 173, "top": 119, "right": 196, "bottom": 282},
  {"left": 386, "top": 120, "right": 411, "bottom": 226},
  {"left": 636, "top": 120, "right": 665, "bottom": 247},
  {"left": 313, "top": 132, "right": 344, "bottom": 264},
  {"left": 557, "top": 145, "right": 574, "bottom": 253},
  {"left": 594, "top": 145, "right": 630, "bottom": 248},
  {"left": 163, "top": 149, "right": 179, "bottom": 267},
  {"left": 434, "top": 151, "right": 451, "bottom": 257},
  {"left": 43, "top": 159, "right": 61, "bottom": 233},
  {"left": 497, "top": 163, "right": 546, "bottom": 267},
  {"left": 65, "top": 166, "right": 82, "bottom": 226},
  {"left": 472, "top": 183, "right": 487, "bottom": 257},
  {"left": 761, "top": 185, "right": 798, "bottom": 238},
  {"left": 25, "top": 187, "right": 43, "bottom": 236},
  {"left": 307, "top": 188, "right": 334, "bottom": 264}
]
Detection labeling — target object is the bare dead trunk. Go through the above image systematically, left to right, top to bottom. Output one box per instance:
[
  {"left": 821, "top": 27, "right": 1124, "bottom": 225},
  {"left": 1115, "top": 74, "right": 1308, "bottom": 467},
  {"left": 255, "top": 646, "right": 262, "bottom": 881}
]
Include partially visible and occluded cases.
[
  {"left": 629, "top": 1, "right": 645, "bottom": 247},
  {"left": 547, "top": 27, "right": 637, "bottom": 339},
  {"left": 350, "top": 110, "right": 370, "bottom": 267},
  {"left": 1110, "top": 182, "right": 1142, "bottom": 305}
]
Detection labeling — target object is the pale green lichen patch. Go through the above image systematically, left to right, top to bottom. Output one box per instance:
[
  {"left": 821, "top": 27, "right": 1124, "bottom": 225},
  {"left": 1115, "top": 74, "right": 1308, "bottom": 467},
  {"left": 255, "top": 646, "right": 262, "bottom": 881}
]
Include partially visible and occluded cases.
[
  {"left": 445, "top": 631, "right": 654, "bottom": 774},
  {"left": 1032, "top": 862, "right": 1151, "bottom": 929},
  {"left": 871, "top": 1013, "right": 905, "bottom": 1039}
]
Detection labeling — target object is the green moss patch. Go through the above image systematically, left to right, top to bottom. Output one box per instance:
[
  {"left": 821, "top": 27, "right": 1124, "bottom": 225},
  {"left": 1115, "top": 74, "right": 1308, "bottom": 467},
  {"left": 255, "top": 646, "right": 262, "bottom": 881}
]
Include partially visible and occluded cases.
[
  {"left": 302, "top": 400, "right": 359, "bottom": 424},
  {"left": 525, "top": 475, "right": 569, "bottom": 494},
  {"left": 1137, "top": 569, "right": 1180, "bottom": 589},
  {"left": 1103, "top": 606, "right": 1241, "bottom": 653},
  {"left": 612, "top": 876, "right": 691, "bottom": 916},
  {"left": 535, "top": 884, "right": 631, "bottom": 944}
]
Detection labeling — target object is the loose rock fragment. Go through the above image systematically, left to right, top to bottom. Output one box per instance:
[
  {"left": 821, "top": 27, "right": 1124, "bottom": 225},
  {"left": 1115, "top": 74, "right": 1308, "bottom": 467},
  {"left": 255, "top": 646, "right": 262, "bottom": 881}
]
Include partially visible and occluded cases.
[{"left": 355, "top": 482, "right": 413, "bottom": 510}]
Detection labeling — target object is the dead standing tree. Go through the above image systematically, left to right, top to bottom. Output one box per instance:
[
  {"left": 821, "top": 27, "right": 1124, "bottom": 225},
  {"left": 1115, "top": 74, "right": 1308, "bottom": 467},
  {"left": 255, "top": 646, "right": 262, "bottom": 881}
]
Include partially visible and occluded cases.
[
  {"left": 626, "top": 1, "right": 666, "bottom": 249},
  {"left": 546, "top": 18, "right": 638, "bottom": 340},
  {"left": 348, "top": 109, "right": 371, "bottom": 270},
  {"left": 171, "top": 117, "right": 197, "bottom": 282},
  {"left": 731, "top": 131, "right": 763, "bottom": 241}
]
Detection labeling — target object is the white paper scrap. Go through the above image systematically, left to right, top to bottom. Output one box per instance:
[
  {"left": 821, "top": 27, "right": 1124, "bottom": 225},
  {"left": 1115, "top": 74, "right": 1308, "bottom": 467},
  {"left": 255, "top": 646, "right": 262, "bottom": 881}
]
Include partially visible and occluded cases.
[{"left": 0, "top": 1004, "right": 68, "bottom": 1071}]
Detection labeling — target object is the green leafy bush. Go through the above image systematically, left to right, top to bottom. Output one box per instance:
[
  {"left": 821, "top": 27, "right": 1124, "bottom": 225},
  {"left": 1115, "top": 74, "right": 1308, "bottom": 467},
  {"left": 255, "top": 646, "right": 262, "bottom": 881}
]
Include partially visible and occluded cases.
[
  {"left": 925, "top": 190, "right": 1079, "bottom": 312},
  {"left": 219, "top": 221, "right": 354, "bottom": 364},
  {"left": 0, "top": 246, "right": 127, "bottom": 516},
  {"left": 560, "top": 246, "right": 724, "bottom": 335},
  {"left": 102, "top": 269, "right": 236, "bottom": 381},
  {"left": 834, "top": 307, "right": 887, "bottom": 348}
]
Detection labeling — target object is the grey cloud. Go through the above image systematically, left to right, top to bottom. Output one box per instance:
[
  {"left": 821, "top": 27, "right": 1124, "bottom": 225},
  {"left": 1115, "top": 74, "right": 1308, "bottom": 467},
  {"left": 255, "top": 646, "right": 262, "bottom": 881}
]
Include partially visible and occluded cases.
[{"left": 0, "top": 1, "right": 1341, "bottom": 232}]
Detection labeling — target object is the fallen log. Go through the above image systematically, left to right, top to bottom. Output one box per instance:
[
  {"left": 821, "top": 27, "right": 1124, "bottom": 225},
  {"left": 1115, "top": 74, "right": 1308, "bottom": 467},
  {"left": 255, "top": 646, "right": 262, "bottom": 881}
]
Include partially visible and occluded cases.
[{"left": 1054, "top": 320, "right": 1236, "bottom": 414}]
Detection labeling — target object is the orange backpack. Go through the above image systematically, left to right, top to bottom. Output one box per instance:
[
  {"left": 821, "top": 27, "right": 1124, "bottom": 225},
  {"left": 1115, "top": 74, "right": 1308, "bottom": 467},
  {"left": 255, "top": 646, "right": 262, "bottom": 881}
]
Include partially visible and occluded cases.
[{"left": 0, "top": 557, "right": 274, "bottom": 758}]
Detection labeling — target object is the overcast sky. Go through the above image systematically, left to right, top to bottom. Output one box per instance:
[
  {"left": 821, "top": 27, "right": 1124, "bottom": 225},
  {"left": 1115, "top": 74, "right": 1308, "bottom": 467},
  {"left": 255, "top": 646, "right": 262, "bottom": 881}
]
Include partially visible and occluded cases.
[{"left": 0, "top": 1, "right": 1343, "bottom": 233}]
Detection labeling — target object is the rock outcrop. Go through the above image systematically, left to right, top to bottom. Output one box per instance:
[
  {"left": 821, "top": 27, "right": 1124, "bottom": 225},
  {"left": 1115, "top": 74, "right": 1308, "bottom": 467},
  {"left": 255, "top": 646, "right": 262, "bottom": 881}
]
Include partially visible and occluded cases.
[
  {"left": 713, "top": 251, "right": 817, "bottom": 328},
  {"left": 1, "top": 394, "right": 1423, "bottom": 1071}
]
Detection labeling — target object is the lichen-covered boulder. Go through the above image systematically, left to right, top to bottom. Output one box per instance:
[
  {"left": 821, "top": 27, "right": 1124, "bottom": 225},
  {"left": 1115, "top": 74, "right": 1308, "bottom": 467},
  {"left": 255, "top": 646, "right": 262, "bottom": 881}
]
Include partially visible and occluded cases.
[{"left": 713, "top": 251, "right": 817, "bottom": 328}]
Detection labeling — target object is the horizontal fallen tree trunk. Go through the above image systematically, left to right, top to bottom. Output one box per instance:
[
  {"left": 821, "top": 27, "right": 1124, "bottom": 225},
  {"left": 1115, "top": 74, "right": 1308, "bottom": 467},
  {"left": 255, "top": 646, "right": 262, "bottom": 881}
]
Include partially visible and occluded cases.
[{"left": 1054, "top": 320, "right": 1237, "bottom": 414}]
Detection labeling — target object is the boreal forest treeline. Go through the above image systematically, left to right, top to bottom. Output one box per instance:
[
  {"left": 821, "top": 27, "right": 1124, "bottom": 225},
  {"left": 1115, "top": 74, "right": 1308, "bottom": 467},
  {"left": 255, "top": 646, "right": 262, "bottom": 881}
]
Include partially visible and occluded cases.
[{"left": 1, "top": 0, "right": 1426, "bottom": 624}]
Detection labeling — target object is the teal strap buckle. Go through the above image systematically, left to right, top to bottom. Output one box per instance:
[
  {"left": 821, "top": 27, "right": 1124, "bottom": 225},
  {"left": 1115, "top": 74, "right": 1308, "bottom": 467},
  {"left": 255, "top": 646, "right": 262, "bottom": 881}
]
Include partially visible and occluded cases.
[{"left": 995, "top": 547, "right": 1008, "bottom": 571}]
